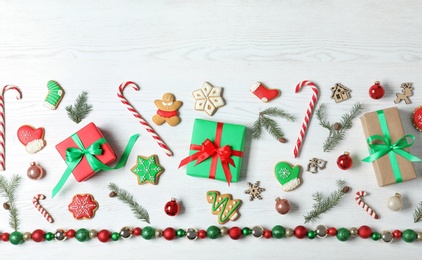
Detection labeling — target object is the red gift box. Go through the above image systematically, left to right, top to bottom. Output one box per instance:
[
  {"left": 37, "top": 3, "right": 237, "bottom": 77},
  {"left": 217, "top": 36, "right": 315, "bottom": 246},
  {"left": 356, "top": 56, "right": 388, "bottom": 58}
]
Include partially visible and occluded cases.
[{"left": 55, "top": 122, "right": 117, "bottom": 182}]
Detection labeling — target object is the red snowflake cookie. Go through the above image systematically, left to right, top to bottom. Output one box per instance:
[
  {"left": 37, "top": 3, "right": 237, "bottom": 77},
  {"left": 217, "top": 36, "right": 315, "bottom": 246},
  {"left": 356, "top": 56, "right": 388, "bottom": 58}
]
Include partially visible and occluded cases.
[{"left": 68, "top": 194, "right": 99, "bottom": 220}]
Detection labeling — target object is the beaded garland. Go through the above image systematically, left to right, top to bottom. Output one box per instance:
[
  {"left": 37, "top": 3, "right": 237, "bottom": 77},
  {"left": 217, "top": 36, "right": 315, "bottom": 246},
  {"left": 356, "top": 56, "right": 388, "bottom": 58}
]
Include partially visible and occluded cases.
[{"left": 1, "top": 225, "right": 422, "bottom": 244}]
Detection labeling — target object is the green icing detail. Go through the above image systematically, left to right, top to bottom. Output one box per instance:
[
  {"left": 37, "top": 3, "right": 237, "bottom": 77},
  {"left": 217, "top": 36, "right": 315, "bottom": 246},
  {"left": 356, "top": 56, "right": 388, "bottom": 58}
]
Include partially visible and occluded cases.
[{"left": 207, "top": 191, "right": 240, "bottom": 223}]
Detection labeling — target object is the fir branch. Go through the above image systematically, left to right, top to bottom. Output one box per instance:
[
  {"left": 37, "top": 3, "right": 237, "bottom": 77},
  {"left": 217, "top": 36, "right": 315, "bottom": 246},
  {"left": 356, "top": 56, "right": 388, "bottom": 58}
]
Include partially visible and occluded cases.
[
  {"left": 65, "top": 91, "right": 93, "bottom": 124},
  {"left": 316, "top": 102, "right": 365, "bottom": 152},
  {"left": 252, "top": 107, "right": 295, "bottom": 142},
  {"left": 261, "top": 107, "right": 295, "bottom": 122},
  {"left": 260, "top": 116, "right": 284, "bottom": 140},
  {"left": 252, "top": 118, "right": 262, "bottom": 139},
  {"left": 0, "top": 175, "right": 21, "bottom": 231},
  {"left": 303, "top": 179, "right": 348, "bottom": 224},
  {"left": 108, "top": 183, "right": 150, "bottom": 223},
  {"left": 413, "top": 201, "right": 422, "bottom": 223}
]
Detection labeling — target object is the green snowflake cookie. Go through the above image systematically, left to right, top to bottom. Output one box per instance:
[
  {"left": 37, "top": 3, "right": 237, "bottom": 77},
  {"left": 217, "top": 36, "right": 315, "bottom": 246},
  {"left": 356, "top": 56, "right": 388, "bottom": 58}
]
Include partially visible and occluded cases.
[
  {"left": 131, "top": 155, "right": 164, "bottom": 185},
  {"left": 274, "top": 161, "right": 302, "bottom": 191}
]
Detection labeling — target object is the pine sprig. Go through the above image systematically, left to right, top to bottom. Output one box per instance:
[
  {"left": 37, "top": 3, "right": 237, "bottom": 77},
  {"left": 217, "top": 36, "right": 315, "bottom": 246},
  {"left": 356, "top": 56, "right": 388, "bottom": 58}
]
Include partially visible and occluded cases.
[
  {"left": 65, "top": 91, "right": 93, "bottom": 124},
  {"left": 316, "top": 102, "right": 364, "bottom": 152},
  {"left": 252, "top": 107, "right": 295, "bottom": 142},
  {"left": 0, "top": 174, "right": 21, "bottom": 231},
  {"left": 303, "top": 179, "right": 348, "bottom": 224},
  {"left": 108, "top": 183, "right": 150, "bottom": 223},
  {"left": 413, "top": 201, "right": 422, "bottom": 223}
]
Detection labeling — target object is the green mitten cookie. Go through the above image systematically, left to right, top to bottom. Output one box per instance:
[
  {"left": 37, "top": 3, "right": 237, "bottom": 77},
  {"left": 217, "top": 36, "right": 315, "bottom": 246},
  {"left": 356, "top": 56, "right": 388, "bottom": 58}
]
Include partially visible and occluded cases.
[{"left": 274, "top": 161, "right": 302, "bottom": 191}]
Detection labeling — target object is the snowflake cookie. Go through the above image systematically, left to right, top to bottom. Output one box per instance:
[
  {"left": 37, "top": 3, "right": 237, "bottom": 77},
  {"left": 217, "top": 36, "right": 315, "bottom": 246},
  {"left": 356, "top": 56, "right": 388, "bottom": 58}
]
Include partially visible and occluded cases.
[
  {"left": 192, "top": 82, "right": 225, "bottom": 116},
  {"left": 130, "top": 154, "right": 164, "bottom": 185},
  {"left": 274, "top": 162, "right": 302, "bottom": 191},
  {"left": 244, "top": 181, "right": 265, "bottom": 201},
  {"left": 68, "top": 194, "right": 99, "bottom": 220}
]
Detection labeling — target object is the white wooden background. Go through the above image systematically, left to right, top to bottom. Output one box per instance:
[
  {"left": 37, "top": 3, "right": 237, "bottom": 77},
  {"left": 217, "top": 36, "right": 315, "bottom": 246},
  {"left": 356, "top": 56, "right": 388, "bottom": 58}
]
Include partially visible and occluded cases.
[{"left": 1, "top": 1, "right": 422, "bottom": 259}]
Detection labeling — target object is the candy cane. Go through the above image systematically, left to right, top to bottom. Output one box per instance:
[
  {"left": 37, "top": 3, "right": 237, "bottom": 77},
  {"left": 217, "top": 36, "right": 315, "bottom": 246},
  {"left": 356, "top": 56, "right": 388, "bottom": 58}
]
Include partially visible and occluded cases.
[
  {"left": 293, "top": 80, "right": 319, "bottom": 158},
  {"left": 117, "top": 81, "right": 173, "bottom": 157},
  {"left": 0, "top": 85, "right": 22, "bottom": 171},
  {"left": 355, "top": 191, "right": 379, "bottom": 219},
  {"left": 33, "top": 194, "right": 54, "bottom": 223}
]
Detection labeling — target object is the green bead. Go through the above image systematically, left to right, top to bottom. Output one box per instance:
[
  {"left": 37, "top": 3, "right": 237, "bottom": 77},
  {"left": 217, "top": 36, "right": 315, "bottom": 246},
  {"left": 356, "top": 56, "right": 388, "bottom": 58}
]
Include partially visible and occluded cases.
[
  {"left": 271, "top": 225, "right": 285, "bottom": 239},
  {"left": 142, "top": 226, "right": 155, "bottom": 240},
  {"left": 206, "top": 226, "right": 221, "bottom": 239},
  {"left": 242, "top": 227, "right": 252, "bottom": 236},
  {"left": 75, "top": 228, "right": 90, "bottom": 242},
  {"left": 336, "top": 228, "right": 351, "bottom": 242},
  {"left": 176, "top": 229, "right": 186, "bottom": 237},
  {"left": 402, "top": 229, "right": 417, "bottom": 243},
  {"left": 307, "top": 230, "right": 317, "bottom": 239},
  {"left": 9, "top": 231, "right": 24, "bottom": 245},
  {"left": 45, "top": 232, "right": 55, "bottom": 241},
  {"left": 111, "top": 232, "right": 120, "bottom": 241},
  {"left": 371, "top": 232, "right": 381, "bottom": 241}
]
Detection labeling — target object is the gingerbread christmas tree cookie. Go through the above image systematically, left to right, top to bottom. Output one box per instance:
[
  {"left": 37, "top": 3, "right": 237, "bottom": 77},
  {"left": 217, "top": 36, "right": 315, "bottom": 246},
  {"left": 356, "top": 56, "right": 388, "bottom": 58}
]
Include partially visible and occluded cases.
[
  {"left": 131, "top": 154, "right": 164, "bottom": 185},
  {"left": 274, "top": 162, "right": 302, "bottom": 191},
  {"left": 206, "top": 190, "right": 241, "bottom": 224}
]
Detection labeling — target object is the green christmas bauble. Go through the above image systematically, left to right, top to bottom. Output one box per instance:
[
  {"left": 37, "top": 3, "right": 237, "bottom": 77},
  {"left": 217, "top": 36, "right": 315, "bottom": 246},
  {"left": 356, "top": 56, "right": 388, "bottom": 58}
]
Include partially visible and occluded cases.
[
  {"left": 271, "top": 225, "right": 286, "bottom": 239},
  {"left": 142, "top": 226, "right": 155, "bottom": 240},
  {"left": 206, "top": 226, "right": 221, "bottom": 239},
  {"left": 242, "top": 227, "right": 252, "bottom": 236},
  {"left": 75, "top": 228, "right": 90, "bottom": 242},
  {"left": 336, "top": 228, "right": 351, "bottom": 242},
  {"left": 176, "top": 229, "right": 186, "bottom": 237},
  {"left": 402, "top": 229, "right": 417, "bottom": 243},
  {"left": 307, "top": 230, "right": 317, "bottom": 239},
  {"left": 9, "top": 231, "right": 24, "bottom": 245},
  {"left": 45, "top": 232, "right": 54, "bottom": 241},
  {"left": 111, "top": 232, "right": 120, "bottom": 241},
  {"left": 371, "top": 232, "right": 381, "bottom": 241}
]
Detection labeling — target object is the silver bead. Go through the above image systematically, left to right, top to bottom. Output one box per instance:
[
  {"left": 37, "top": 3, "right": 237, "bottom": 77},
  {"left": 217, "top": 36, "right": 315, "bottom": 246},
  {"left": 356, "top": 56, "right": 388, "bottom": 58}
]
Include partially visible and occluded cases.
[
  {"left": 316, "top": 225, "right": 327, "bottom": 238},
  {"left": 119, "top": 226, "right": 133, "bottom": 239},
  {"left": 252, "top": 226, "right": 264, "bottom": 238},
  {"left": 220, "top": 227, "right": 228, "bottom": 236},
  {"left": 350, "top": 227, "right": 358, "bottom": 237},
  {"left": 186, "top": 228, "right": 198, "bottom": 240},
  {"left": 285, "top": 228, "right": 294, "bottom": 237},
  {"left": 55, "top": 229, "right": 67, "bottom": 241},
  {"left": 89, "top": 229, "right": 98, "bottom": 239},
  {"left": 155, "top": 229, "right": 163, "bottom": 238},
  {"left": 381, "top": 230, "right": 393, "bottom": 243},
  {"left": 23, "top": 232, "right": 31, "bottom": 241}
]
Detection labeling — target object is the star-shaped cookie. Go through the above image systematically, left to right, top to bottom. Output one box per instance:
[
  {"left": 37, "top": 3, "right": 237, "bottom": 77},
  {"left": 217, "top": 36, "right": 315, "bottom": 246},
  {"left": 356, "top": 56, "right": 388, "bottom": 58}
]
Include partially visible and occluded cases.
[{"left": 130, "top": 154, "right": 164, "bottom": 185}]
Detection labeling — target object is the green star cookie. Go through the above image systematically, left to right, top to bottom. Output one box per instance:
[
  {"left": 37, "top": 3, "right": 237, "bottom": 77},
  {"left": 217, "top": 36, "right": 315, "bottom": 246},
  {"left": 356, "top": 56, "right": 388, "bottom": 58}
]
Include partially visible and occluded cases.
[{"left": 131, "top": 154, "right": 164, "bottom": 185}]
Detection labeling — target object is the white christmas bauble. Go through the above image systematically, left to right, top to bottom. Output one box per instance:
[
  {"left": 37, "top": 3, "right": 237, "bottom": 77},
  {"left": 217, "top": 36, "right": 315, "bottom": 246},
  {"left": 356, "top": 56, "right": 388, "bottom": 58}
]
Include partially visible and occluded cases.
[{"left": 387, "top": 193, "right": 402, "bottom": 211}]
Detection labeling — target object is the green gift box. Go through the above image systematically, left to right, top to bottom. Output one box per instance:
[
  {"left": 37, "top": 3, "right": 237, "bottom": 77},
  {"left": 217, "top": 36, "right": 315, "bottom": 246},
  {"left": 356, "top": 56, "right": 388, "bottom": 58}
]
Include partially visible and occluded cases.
[{"left": 179, "top": 119, "right": 246, "bottom": 184}]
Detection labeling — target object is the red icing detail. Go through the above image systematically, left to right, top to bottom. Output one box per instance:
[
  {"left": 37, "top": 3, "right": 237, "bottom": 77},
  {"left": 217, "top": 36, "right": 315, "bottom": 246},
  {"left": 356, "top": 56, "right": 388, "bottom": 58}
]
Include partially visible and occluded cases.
[
  {"left": 250, "top": 82, "right": 280, "bottom": 102},
  {"left": 412, "top": 106, "right": 422, "bottom": 131},
  {"left": 157, "top": 109, "right": 178, "bottom": 118},
  {"left": 17, "top": 125, "right": 44, "bottom": 145},
  {"left": 68, "top": 194, "right": 99, "bottom": 220},
  {"left": 294, "top": 225, "right": 307, "bottom": 239},
  {"left": 358, "top": 225, "right": 372, "bottom": 239},
  {"left": 228, "top": 227, "right": 242, "bottom": 240}
]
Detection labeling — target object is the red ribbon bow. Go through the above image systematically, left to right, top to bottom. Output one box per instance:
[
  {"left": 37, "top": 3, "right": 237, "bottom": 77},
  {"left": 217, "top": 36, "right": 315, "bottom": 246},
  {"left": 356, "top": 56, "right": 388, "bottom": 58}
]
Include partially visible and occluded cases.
[{"left": 179, "top": 138, "right": 242, "bottom": 185}]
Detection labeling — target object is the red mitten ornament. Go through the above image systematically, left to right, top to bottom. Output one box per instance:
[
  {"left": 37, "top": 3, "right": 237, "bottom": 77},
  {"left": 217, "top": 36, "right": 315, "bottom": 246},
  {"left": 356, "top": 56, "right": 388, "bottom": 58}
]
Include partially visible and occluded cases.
[
  {"left": 250, "top": 82, "right": 280, "bottom": 102},
  {"left": 17, "top": 125, "right": 46, "bottom": 154}
]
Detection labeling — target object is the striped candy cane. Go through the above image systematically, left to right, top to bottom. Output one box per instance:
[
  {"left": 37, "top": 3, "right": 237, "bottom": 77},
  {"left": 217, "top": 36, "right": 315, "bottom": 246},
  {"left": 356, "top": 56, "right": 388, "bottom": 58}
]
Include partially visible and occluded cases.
[
  {"left": 293, "top": 80, "right": 319, "bottom": 158},
  {"left": 117, "top": 81, "right": 173, "bottom": 157},
  {"left": 0, "top": 85, "right": 22, "bottom": 171},
  {"left": 355, "top": 191, "right": 379, "bottom": 219},
  {"left": 33, "top": 194, "right": 54, "bottom": 223}
]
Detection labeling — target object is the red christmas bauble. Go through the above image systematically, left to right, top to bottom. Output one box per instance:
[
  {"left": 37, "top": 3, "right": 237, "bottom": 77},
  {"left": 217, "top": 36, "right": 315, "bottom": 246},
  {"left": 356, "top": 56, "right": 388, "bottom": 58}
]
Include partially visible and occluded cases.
[
  {"left": 369, "top": 82, "right": 385, "bottom": 100},
  {"left": 337, "top": 152, "right": 352, "bottom": 170},
  {"left": 164, "top": 198, "right": 180, "bottom": 216},
  {"left": 275, "top": 198, "right": 291, "bottom": 215},
  {"left": 358, "top": 225, "right": 372, "bottom": 239},
  {"left": 294, "top": 226, "right": 307, "bottom": 239},
  {"left": 133, "top": 227, "right": 142, "bottom": 236},
  {"left": 228, "top": 227, "right": 242, "bottom": 240},
  {"left": 327, "top": 227, "right": 337, "bottom": 236},
  {"left": 163, "top": 228, "right": 176, "bottom": 240},
  {"left": 31, "top": 229, "right": 45, "bottom": 243},
  {"left": 66, "top": 229, "right": 76, "bottom": 238},
  {"left": 97, "top": 229, "right": 111, "bottom": 243},
  {"left": 197, "top": 230, "right": 207, "bottom": 239},
  {"left": 263, "top": 230, "right": 272, "bottom": 239},
  {"left": 392, "top": 230, "right": 402, "bottom": 239},
  {"left": 1, "top": 232, "right": 10, "bottom": 242}
]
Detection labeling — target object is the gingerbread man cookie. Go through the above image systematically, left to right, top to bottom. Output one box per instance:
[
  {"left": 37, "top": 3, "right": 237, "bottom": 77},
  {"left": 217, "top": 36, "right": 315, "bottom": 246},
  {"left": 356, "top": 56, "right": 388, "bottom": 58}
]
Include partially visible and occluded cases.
[{"left": 152, "top": 93, "right": 182, "bottom": 126}]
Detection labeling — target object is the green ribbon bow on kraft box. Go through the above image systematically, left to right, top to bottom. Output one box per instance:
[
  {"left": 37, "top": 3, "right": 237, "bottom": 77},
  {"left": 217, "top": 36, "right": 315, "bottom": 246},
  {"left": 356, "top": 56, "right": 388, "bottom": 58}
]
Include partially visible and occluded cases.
[
  {"left": 361, "top": 107, "right": 421, "bottom": 187},
  {"left": 179, "top": 119, "right": 246, "bottom": 185}
]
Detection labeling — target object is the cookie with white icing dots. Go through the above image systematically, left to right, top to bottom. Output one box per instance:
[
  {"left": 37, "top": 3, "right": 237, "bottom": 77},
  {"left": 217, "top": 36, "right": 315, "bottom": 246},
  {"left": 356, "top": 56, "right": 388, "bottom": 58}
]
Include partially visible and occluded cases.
[{"left": 17, "top": 125, "right": 46, "bottom": 154}]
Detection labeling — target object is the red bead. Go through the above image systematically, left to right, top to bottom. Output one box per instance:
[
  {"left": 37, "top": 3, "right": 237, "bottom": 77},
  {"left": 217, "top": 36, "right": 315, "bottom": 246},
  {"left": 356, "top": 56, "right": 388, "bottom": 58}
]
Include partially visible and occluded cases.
[
  {"left": 369, "top": 82, "right": 385, "bottom": 100},
  {"left": 337, "top": 152, "right": 352, "bottom": 170},
  {"left": 164, "top": 198, "right": 180, "bottom": 217},
  {"left": 358, "top": 225, "right": 372, "bottom": 239},
  {"left": 294, "top": 226, "right": 307, "bottom": 239},
  {"left": 133, "top": 227, "right": 142, "bottom": 236},
  {"left": 228, "top": 227, "right": 242, "bottom": 240},
  {"left": 327, "top": 227, "right": 337, "bottom": 236},
  {"left": 163, "top": 228, "right": 176, "bottom": 240},
  {"left": 31, "top": 229, "right": 45, "bottom": 243},
  {"left": 66, "top": 229, "right": 76, "bottom": 238},
  {"left": 97, "top": 230, "right": 111, "bottom": 243},
  {"left": 197, "top": 230, "right": 207, "bottom": 239},
  {"left": 263, "top": 230, "right": 272, "bottom": 239},
  {"left": 392, "top": 230, "right": 402, "bottom": 239},
  {"left": 1, "top": 232, "right": 9, "bottom": 242}
]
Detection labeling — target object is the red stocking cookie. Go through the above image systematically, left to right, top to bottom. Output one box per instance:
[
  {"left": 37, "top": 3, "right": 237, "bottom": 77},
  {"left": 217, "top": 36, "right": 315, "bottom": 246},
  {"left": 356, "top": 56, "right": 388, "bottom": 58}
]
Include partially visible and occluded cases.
[
  {"left": 250, "top": 82, "right": 280, "bottom": 102},
  {"left": 17, "top": 125, "right": 46, "bottom": 154}
]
